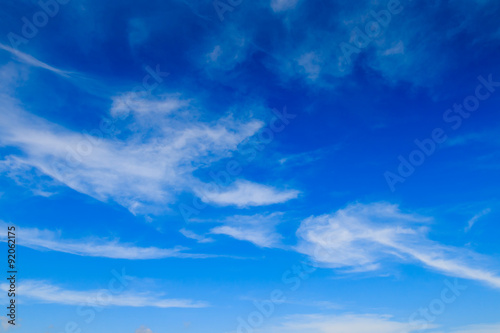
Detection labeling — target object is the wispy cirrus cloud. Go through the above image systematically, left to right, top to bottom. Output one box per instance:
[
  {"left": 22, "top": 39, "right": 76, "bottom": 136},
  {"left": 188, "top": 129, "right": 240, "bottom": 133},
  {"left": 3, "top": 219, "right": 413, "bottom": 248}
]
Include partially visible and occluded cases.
[
  {"left": 194, "top": 0, "right": 500, "bottom": 90},
  {"left": 0, "top": 43, "right": 70, "bottom": 78},
  {"left": 0, "top": 52, "right": 301, "bottom": 213},
  {"left": 0, "top": 55, "right": 301, "bottom": 213},
  {"left": 445, "top": 130, "right": 500, "bottom": 147},
  {"left": 0, "top": 156, "right": 59, "bottom": 197},
  {"left": 296, "top": 202, "right": 500, "bottom": 288},
  {"left": 465, "top": 208, "right": 491, "bottom": 232},
  {"left": 210, "top": 212, "right": 285, "bottom": 248},
  {"left": 0, "top": 222, "right": 212, "bottom": 259},
  {"left": 180, "top": 228, "right": 215, "bottom": 243},
  {"left": 0, "top": 280, "right": 208, "bottom": 308},
  {"left": 239, "top": 313, "right": 500, "bottom": 333}
]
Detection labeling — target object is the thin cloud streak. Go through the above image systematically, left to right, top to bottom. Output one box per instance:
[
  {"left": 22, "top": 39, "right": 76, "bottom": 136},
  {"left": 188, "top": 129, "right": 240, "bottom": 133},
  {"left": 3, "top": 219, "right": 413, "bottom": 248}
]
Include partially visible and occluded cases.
[
  {"left": 0, "top": 43, "right": 70, "bottom": 77},
  {"left": 0, "top": 91, "right": 269, "bottom": 213},
  {"left": 296, "top": 202, "right": 500, "bottom": 289},
  {"left": 464, "top": 208, "right": 491, "bottom": 232},
  {"left": 210, "top": 212, "right": 285, "bottom": 248},
  {"left": 0, "top": 222, "right": 215, "bottom": 260},
  {"left": 0, "top": 280, "right": 208, "bottom": 308},
  {"left": 260, "top": 314, "right": 425, "bottom": 333}
]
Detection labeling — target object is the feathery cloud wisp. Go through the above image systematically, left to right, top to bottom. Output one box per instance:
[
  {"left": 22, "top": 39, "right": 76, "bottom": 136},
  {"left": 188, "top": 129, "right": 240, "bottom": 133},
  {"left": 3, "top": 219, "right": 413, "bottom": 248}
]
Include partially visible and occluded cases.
[
  {"left": 0, "top": 90, "right": 268, "bottom": 213},
  {"left": 296, "top": 202, "right": 500, "bottom": 288},
  {"left": 464, "top": 208, "right": 491, "bottom": 232},
  {"left": 210, "top": 212, "right": 285, "bottom": 248},
  {"left": 0, "top": 222, "right": 211, "bottom": 259},
  {"left": 0, "top": 280, "right": 208, "bottom": 308}
]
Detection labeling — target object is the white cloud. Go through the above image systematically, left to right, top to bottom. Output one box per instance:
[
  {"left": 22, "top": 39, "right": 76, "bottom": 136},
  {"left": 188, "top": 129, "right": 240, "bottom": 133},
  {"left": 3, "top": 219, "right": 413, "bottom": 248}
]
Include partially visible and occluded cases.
[
  {"left": 271, "top": 0, "right": 300, "bottom": 12},
  {"left": 203, "top": 28, "right": 250, "bottom": 72},
  {"left": 383, "top": 41, "right": 405, "bottom": 55},
  {"left": 0, "top": 43, "right": 70, "bottom": 78},
  {"left": 208, "top": 45, "right": 222, "bottom": 62},
  {"left": 297, "top": 52, "right": 322, "bottom": 81},
  {"left": 0, "top": 62, "right": 28, "bottom": 92},
  {"left": 0, "top": 88, "right": 267, "bottom": 213},
  {"left": 110, "top": 93, "right": 189, "bottom": 119},
  {"left": 445, "top": 131, "right": 498, "bottom": 147},
  {"left": 278, "top": 147, "right": 332, "bottom": 167},
  {"left": 0, "top": 156, "right": 58, "bottom": 197},
  {"left": 197, "top": 180, "right": 299, "bottom": 207},
  {"left": 296, "top": 202, "right": 500, "bottom": 288},
  {"left": 465, "top": 208, "right": 491, "bottom": 232},
  {"left": 210, "top": 212, "right": 284, "bottom": 248},
  {"left": 0, "top": 222, "right": 211, "bottom": 259},
  {"left": 180, "top": 228, "right": 215, "bottom": 243},
  {"left": 0, "top": 280, "right": 207, "bottom": 308},
  {"left": 246, "top": 312, "right": 500, "bottom": 333},
  {"left": 259, "top": 314, "right": 423, "bottom": 333},
  {"left": 449, "top": 323, "right": 500, "bottom": 333},
  {"left": 135, "top": 326, "right": 153, "bottom": 333}
]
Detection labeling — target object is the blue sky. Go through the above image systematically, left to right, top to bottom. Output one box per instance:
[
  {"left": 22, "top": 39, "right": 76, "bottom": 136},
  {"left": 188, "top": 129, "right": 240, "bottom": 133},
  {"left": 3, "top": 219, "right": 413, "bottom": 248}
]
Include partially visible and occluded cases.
[{"left": 0, "top": 0, "right": 500, "bottom": 332}]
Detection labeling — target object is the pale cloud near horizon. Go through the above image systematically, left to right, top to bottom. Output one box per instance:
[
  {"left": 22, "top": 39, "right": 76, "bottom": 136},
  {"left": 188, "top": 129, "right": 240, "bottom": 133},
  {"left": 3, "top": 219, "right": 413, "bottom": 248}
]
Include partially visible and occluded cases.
[
  {"left": 296, "top": 202, "right": 500, "bottom": 288},
  {"left": 180, "top": 228, "right": 215, "bottom": 243},
  {"left": 0, "top": 280, "right": 208, "bottom": 308},
  {"left": 251, "top": 313, "right": 500, "bottom": 333},
  {"left": 257, "top": 314, "right": 423, "bottom": 333},
  {"left": 448, "top": 323, "right": 500, "bottom": 333}
]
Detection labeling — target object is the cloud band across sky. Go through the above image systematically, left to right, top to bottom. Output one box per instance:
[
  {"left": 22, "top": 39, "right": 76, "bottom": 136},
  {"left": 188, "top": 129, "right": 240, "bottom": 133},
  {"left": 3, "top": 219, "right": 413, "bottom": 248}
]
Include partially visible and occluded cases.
[{"left": 296, "top": 203, "right": 500, "bottom": 289}]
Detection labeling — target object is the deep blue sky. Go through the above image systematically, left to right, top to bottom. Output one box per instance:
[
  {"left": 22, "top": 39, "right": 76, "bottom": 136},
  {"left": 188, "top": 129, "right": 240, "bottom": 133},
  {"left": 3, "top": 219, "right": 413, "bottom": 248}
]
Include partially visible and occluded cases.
[{"left": 1, "top": 0, "right": 500, "bottom": 332}]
